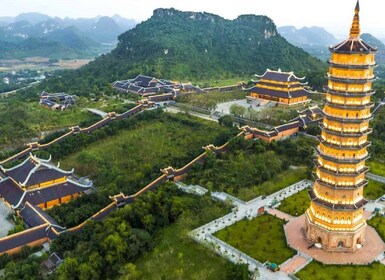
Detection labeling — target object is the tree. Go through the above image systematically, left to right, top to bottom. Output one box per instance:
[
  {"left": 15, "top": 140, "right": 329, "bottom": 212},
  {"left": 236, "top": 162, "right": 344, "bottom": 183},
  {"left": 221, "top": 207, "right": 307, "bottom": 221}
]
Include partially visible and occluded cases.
[
  {"left": 230, "top": 104, "right": 246, "bottom": 117},
  {"left": 218, "top": 115, "right": 233, "bottom": 127},
  {"left": 119, "top": 263, "right": 141, "bottom": 280},
  {"left": 226, "top": 263, "right": 252, "bottom": 280}
]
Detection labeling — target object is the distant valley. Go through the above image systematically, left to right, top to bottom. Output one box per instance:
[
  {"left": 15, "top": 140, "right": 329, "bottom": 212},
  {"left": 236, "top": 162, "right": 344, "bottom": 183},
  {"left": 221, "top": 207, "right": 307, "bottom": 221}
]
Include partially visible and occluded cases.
[{"left": 0, "top": 12, "right": 136, "bottom": 59}]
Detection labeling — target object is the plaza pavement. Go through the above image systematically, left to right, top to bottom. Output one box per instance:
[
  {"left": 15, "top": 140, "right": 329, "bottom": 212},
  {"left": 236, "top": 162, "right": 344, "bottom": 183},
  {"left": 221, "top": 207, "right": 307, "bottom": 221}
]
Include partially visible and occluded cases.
[{"left": 0, "top": 200, "right": 14, "bottom": 238}]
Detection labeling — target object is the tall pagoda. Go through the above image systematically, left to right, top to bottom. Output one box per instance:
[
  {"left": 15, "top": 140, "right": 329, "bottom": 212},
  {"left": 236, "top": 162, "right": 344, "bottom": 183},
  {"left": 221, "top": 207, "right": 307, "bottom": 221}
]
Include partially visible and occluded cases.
[{"left": 305, "top": 0, "right": 377, "bottom": 252}]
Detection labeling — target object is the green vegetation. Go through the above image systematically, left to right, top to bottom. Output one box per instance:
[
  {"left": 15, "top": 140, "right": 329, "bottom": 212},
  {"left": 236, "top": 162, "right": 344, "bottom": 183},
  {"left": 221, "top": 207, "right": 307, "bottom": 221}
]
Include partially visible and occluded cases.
[
  {"left": 40, "top": 8, "right": 326, "bottom": 95},
  {"left": 177, "top": 90, "right": 246, "bottom": 110},
  {"left": 0, "top": 95, "right": 99, "bottom": 149},
  {"left": 370, "top": 106, "right": 385, "bottom": 163},
  {"left": 47, "top": 110, "right": 236, "bottom": 227},
  {"left": 186, "top": 136, "right": 313, "bottom": 201},
  {"left": 368, "top": 161, "right": 385, "bottom": 177},
  {"left": 365, "top": 180, "right": 385, "bottom": 200},
  {"left": 51, "top": 185, "right": 235, "bottom": 280},
  {"left": 277, "top": 189, "right": 309, "bottom": 217},
  {"left": 133, "top": 190, "right": 231, "bottom": 280},
  {"left": 215, "top": 214, "right": 295, "bottom": 264},
  {"left": 368, "top": 215, "right": 385, "bottom": 242},
  {"left": 296, "top": 261, "right": 385, "bottom": 280}
]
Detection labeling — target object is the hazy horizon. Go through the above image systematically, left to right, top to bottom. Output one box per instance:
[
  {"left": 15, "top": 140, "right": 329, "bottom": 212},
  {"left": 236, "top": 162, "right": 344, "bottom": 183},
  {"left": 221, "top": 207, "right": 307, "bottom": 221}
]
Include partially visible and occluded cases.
[{"left": 0, "top": 0, "right": 383, "bottom": 39}]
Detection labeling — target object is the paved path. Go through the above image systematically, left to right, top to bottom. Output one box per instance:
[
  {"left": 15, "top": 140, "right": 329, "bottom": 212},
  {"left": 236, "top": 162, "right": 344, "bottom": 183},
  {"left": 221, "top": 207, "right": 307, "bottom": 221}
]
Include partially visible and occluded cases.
[
  {"left": 164, "top": 106, "right": 217, "bottom": 123},
  {"left": 87, "top": 108, "right": 107, "bottom": 118},
  {"left": 367, "top": 173, "right": 385, "bottom": 184},
  {"left": 189, "top": 180, "right": 312, "bottom": 278},
  {"left": 268, "top": 209, "right": 294, "bottom": 222},
  {"left": 280, "top": 254, "right": 311, "bottom": 275}
]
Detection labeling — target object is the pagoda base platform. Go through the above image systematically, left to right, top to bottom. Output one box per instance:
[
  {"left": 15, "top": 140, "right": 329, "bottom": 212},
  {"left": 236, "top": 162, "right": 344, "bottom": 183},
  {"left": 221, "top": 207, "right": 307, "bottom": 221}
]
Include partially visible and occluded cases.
[
  {"left": 304, "top": 213, "right": 366, "bottom": 252},
  {"left": 284, "top": 214, "right": 385, "bottom": 265}
]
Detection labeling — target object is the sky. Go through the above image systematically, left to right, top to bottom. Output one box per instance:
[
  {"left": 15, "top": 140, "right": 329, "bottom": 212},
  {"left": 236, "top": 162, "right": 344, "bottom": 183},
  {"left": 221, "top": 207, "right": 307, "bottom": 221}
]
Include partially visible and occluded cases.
[{"left": 0, "top": 0, "right": 383, "bottom": 38}]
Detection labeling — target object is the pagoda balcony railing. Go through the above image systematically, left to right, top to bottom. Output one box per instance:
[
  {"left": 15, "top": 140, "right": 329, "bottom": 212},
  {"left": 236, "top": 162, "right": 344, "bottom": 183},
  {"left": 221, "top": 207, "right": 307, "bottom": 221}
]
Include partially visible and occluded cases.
[
  {"left": 328, "top": 60, "right": 377, "bottom": 69},
  {"left": 326, "top": 75, "right": 376, "bottom": 84},
  {"left": 324, "top": 87, "right": 375, "bottom": 97},
  {"left": 325, "top": 101, "right": 375, "bottom": 110},
  {"left": 322, "top": 113, "right": 373, "bottom": 123},
  {"left": 319, "top": 124, "right": 373, "bottom": 137},
  {"left": 318, "top": 137, "right": 371, "bottom": 150},
  {"left": 316, "top": 147, "right": 370, "bottom": 163},
  {"left": 315, "top": 161, "right": 369, "bottom": 177},
  {"left": 314, "top": 177, "right": 369, "bottom": 190},
  {"left": 309, "top": 189, "right": 367, "bottom": 211}
]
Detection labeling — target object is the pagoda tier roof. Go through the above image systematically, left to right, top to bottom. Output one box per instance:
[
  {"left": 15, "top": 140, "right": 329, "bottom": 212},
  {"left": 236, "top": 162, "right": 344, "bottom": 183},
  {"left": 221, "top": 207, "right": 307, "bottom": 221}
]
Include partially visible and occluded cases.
[
  {"left": 331, "top": 38, "right": 377, "bottom": 54},
  {"left": 255, "top": 69, "right": 306, "bottom": 83},
  {"left": 247, "top": 86, "right": 310, "bottom": 99},
  {"left": 324, "top": 87, "right": 375, "bottom": 98},
  {"left": 325, "top": 101, "right": 375, "bottom": 110},
  {"left": 319, "top": 138, "right": 371, "bottom": 151},
  {"left": 1, "top": 154, "right": 73, "bottom": 187},
  {"left": 315, "top": 162, "right": 369, "bottom": 177},
  {"left": 315, "top": 178, "right": 368, "bottom": 190},
  {"left": 309, "top": 189, "right": 367, "bottom": 211}
]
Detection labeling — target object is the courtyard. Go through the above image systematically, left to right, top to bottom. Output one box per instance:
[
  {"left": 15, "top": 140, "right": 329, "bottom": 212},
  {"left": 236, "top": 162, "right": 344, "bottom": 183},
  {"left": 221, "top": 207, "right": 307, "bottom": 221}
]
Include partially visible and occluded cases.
[{"left": 0, "top": 200, "right": 14, "bottom": 238}]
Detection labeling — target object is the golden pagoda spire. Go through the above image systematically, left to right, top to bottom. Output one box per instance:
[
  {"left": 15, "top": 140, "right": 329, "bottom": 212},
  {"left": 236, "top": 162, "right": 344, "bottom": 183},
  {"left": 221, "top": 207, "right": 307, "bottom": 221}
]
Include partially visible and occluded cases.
[{"left": 350, "top": 0, "right": 361, "bottom": 38}]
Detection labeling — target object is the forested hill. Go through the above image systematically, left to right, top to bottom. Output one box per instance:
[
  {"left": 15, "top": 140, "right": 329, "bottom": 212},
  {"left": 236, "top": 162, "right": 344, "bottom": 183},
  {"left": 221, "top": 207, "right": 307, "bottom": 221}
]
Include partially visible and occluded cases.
[{"left": 42, "top": 8, "right": 326, "bottom": 93}]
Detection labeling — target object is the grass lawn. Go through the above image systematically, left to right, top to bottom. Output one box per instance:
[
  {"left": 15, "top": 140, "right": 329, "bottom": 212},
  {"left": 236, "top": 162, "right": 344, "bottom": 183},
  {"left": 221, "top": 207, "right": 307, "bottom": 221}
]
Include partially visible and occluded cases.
[
  {"left": 177, "top": 89, "right": 247, "bottom": 110},
  {"left": 60, "top": 112, "right": 235, "bottom": 195},
  {"left": 367, "top": 161, "right": 385, "bottom": 177},
  {"left": 238, "top": 167, "right": 308, "bottom": 201},
  {"left": 365, "top": 180, "right": 385, "bottom": 200},
  {"left": 277, "top": 189, "right": 310, "bottom": 217},
  {"left": 133, "top": 195, "right": 232, "bottom": 280},
  {"left": 214, "top": 214, "right": 295, "bottom": 264},
  {"left": 367, "top": 215, "right": 385, "bottom": 242},
  {"left": 296, "top": 261, "right": 385, "bottom": 280}
]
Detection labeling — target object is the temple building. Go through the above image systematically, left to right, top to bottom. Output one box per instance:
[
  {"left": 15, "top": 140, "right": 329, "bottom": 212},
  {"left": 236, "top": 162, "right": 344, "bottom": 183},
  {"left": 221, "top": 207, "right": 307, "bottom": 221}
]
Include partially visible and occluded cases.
[
  {"left": 305, "top": 0, "right": 377, "bottom": 251},
  {"left": 247, "top": 69, "right": 311, "bottom": 106},
  {"left": 0, "top": 154, "right": 92, "bottom": 210}
]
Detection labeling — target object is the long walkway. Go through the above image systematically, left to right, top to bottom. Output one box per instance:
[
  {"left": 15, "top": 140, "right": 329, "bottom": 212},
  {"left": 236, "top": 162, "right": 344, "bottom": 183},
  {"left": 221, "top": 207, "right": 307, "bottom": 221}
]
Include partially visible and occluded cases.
[{"left": 188, "top": 180, "right": 312, "bottom": 279}]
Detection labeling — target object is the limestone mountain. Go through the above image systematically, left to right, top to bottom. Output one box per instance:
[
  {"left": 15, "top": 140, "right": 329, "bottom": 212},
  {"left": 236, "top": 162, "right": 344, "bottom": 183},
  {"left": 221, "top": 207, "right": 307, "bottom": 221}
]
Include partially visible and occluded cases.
[
  {"left": 46, "top": 8, "right": 325, "bottom": 93},
  {"left": 278, "top": 26, "right": 339, "bottom": 61},
  {"left": 278, "top": 26, "right": 338, "bottom": 46}
]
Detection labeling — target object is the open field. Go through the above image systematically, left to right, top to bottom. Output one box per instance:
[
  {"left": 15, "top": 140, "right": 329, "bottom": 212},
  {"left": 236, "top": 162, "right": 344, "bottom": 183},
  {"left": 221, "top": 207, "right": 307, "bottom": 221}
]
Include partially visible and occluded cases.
[
  {"left": 0, "top": 57, "right": 92, "bottom": 72},
  {"left": 60, "top": 112, "right": 235, "bottom": 195},
  {"left": 214, "top": 214, "right": 296, "bottom": 264}
]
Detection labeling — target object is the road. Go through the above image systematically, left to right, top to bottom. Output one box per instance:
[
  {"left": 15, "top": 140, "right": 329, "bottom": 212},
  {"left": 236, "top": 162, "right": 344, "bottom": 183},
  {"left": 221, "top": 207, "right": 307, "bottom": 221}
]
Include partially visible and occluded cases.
[
  {"left": 0, "top": 81, "right": 41, "bottom": 97},
  {"left": 164, "top": 106, "right": 218, "bottom": 123}
]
